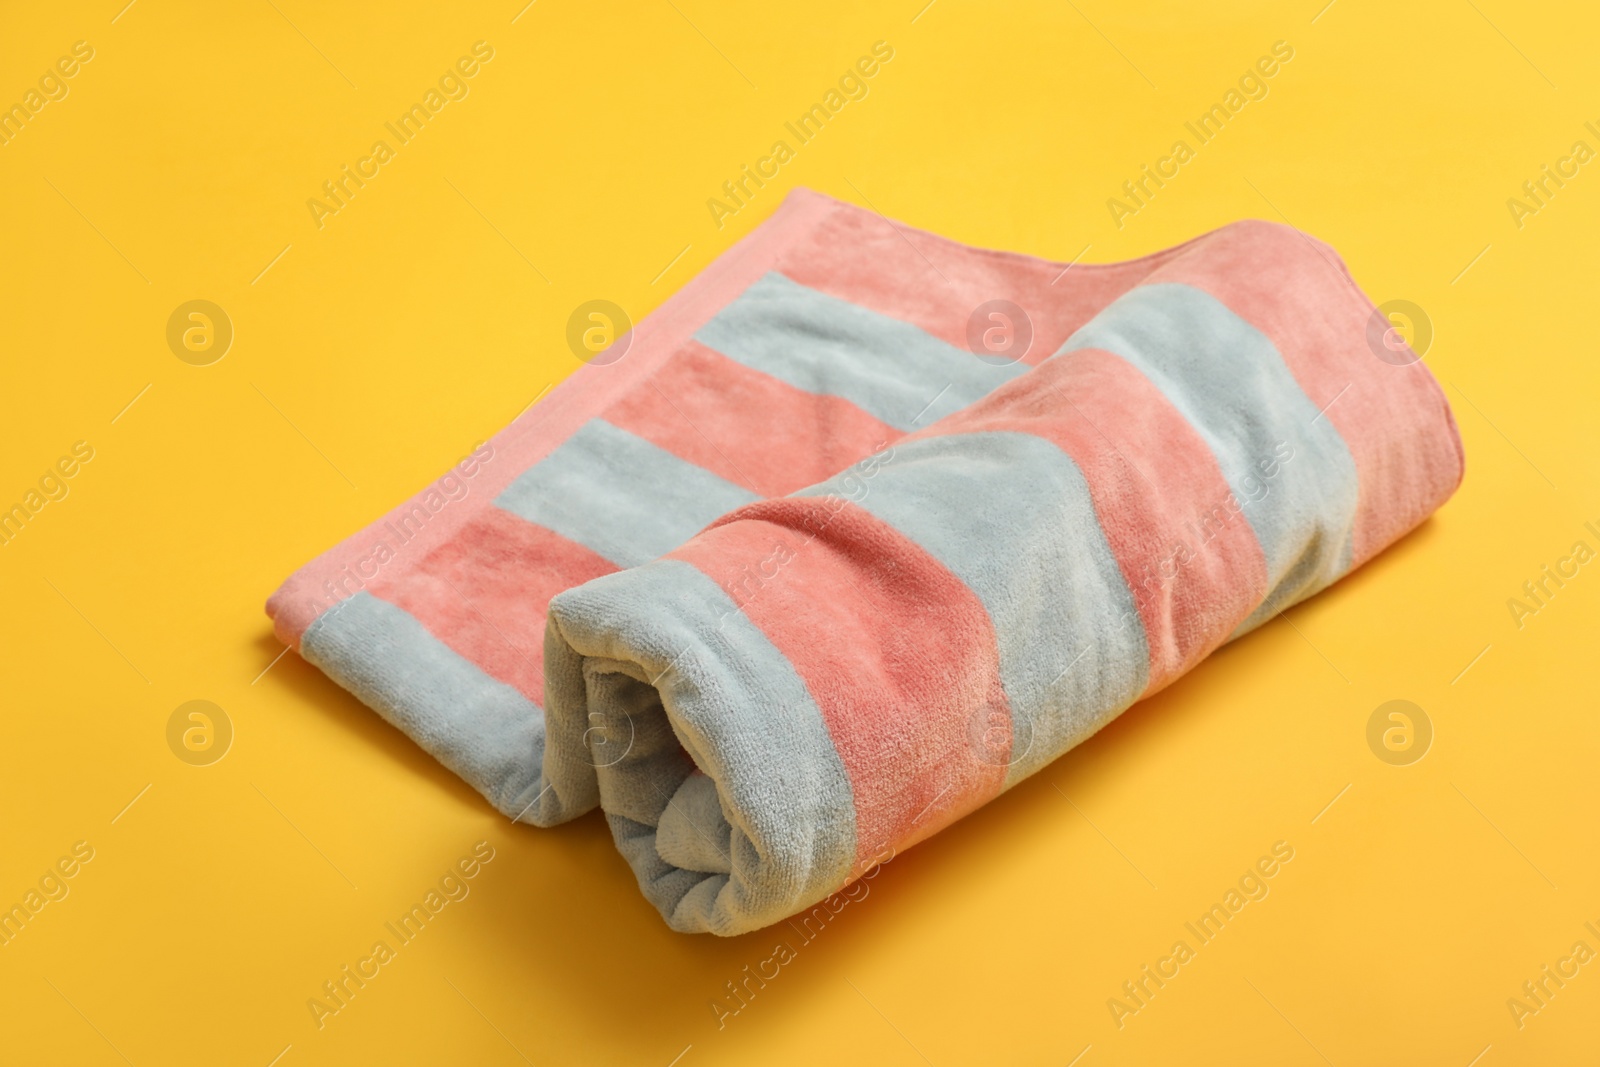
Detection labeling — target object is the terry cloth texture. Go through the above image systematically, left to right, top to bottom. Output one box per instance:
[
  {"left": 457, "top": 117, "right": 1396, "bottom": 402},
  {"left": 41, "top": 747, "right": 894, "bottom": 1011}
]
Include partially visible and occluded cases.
[{"left": 267, "top": 187, "right": 1464, "bottom": 936}]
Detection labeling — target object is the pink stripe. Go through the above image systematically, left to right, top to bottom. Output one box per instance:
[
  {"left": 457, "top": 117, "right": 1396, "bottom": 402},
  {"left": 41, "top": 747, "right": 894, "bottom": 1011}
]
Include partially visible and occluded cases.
[
  {"left": 267, "top": 188, "right": 839, "bottom": 647},
  {"left": 777, "top": 204, "right": 1233, "bottom": 366},
  {"left": 1151, "top": 221, "right": 1465, "bottom": 569},
  {"left": 600, "top": 340, "right": 902, "bottom": 498},
  {"left": 922, "top": 351, "right": 1269, "bottom": 692},
  {"left": 667, "top": 500, "right": 1008, "bottom": 863},
  {"left": 367, "top": 508, "right": 617, "bottom": 703}
]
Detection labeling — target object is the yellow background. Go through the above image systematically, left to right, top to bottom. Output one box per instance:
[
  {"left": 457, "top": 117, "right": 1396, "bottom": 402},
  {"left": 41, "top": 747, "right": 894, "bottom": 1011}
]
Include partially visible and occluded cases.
[{"left": 2, "top": 1, "right": 1596, "bottom": 1063}]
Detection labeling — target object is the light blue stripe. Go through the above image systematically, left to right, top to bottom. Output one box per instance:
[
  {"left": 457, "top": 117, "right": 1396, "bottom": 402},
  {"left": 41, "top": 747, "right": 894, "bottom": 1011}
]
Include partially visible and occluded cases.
[
  {"left": 695, "top": 271, "right": 1028, "bottom": 431},
  {"left": 1059, "top": 283, "right": 1359, "bottom": 629},
  {"left": 493, "top": 418, "right": 759, "bottom": 568},
  {"left": 799, "top": 431, "right": 1150, "bottom": 789},
  {"left": 545, "top": 558, "right": 856, "bottom": 935},
  {"left": 300, "top": 592, "right": 555, "bottom": 820}
]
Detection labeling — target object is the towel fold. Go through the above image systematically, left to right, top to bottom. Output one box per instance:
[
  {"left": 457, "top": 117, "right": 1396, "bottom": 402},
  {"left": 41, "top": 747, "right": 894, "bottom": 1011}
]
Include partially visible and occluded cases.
[{"left": 267, "top": 187, "right": 1463, "bottom": 935}]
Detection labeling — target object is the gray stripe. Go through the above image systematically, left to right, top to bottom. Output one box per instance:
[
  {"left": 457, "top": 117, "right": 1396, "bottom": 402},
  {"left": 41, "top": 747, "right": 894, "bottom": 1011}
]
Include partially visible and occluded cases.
[
  {"left": 695, "top": 271, "right": 1028, "bottom": 431},
  {"left": 1060, "top": 283, "right": 1359, "bottom": 627},
  {"left": 493, "top": 418, "right": 759, "bottom": 568},
  {"left": 800, "top": 431, "right": 1150, "bottom": 789},
  {"left": 544, "top": 558, "right": 856, "bottom": 935},
  {"left": 300, "top": 592, "right": 555, "bottom": 820},
  {"left": 607, "top": 813, "right": 723, "bottom": 929}
]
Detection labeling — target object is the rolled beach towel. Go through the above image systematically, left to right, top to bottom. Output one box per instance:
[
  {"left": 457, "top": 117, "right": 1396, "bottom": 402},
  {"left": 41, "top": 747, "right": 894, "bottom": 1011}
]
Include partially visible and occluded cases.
[{"left": 267, "top": 188, "right": 1462, "bottom": 935}]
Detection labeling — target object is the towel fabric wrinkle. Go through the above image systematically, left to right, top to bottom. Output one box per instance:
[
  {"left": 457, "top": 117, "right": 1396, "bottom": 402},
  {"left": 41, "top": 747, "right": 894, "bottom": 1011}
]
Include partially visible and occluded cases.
[{"left": 268, "top": 187, "right": 1463, "bottom": 935}]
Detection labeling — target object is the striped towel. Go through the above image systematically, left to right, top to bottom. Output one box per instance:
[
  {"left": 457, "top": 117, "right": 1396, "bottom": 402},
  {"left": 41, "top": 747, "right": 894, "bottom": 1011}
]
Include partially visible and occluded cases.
[{"left": 267, "top": 187, "right": 1463, "bottom": 935}]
